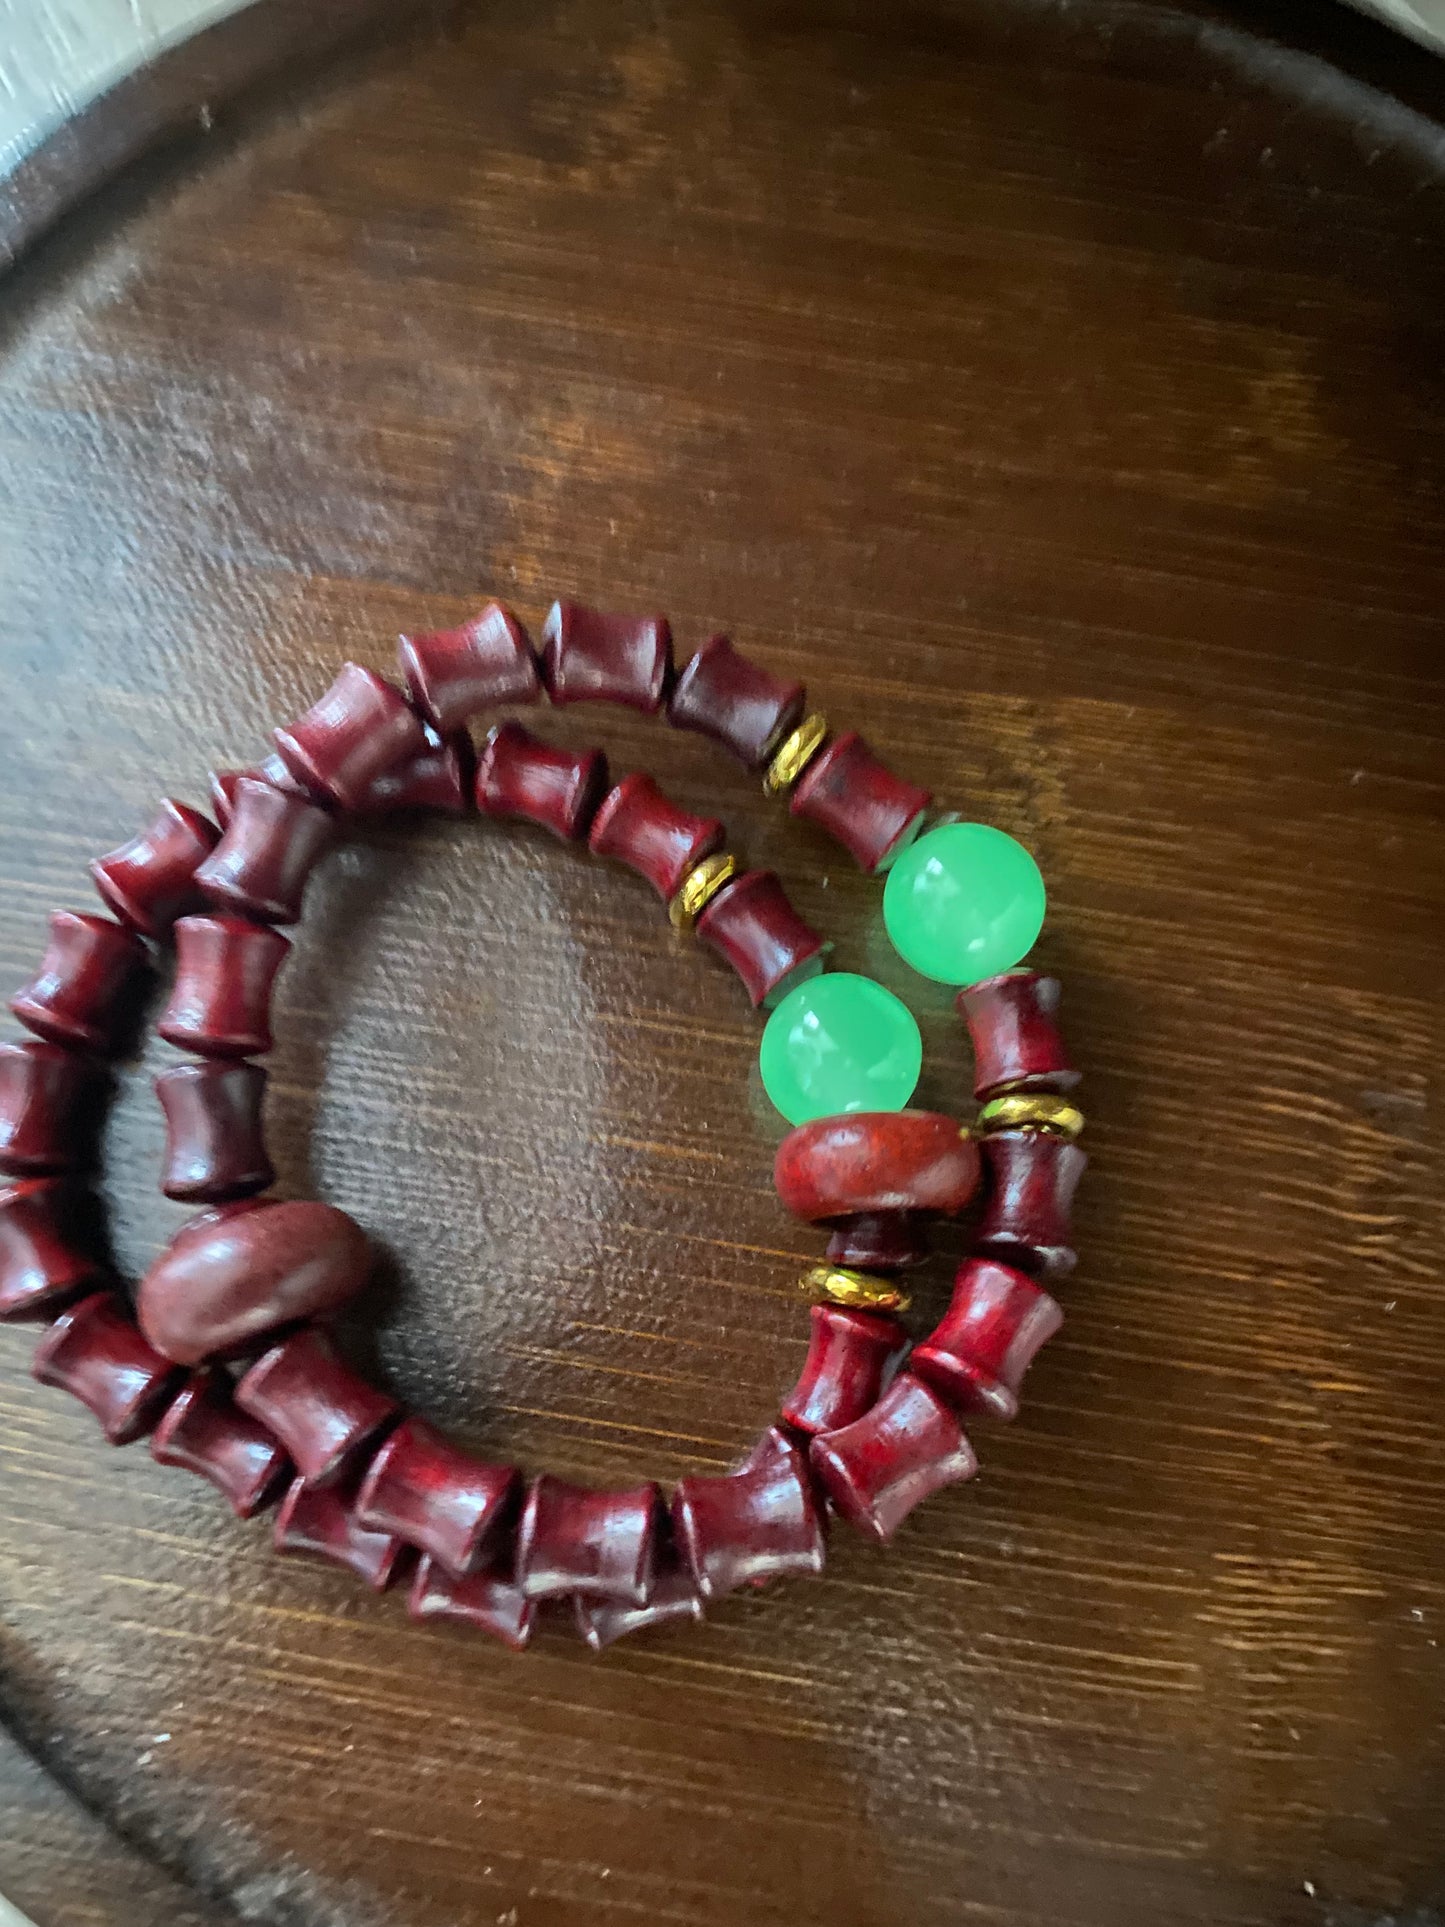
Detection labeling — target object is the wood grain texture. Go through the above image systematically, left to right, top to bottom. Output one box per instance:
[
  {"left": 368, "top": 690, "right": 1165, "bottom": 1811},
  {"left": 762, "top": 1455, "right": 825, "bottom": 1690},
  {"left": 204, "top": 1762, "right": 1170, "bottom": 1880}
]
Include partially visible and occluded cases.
[{"left": 0, "top": 2, "right": 1443, "bottom": 1923}]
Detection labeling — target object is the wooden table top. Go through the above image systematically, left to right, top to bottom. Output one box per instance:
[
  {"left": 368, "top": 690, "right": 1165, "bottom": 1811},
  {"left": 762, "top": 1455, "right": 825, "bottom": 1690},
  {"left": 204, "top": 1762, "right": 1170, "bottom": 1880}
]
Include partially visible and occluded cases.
[{"left": 1, "top": 4, "right": 1442, "bottom": 1924}]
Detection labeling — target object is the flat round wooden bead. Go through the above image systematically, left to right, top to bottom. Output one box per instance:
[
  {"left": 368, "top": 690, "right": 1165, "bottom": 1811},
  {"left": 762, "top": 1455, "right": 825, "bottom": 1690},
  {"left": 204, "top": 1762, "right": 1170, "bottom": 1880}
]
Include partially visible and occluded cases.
[
  {"left": 539, "top": 599, "right": 672, "bottom": 711},
  {"left": 397, "top": 602, "right": 540, "bottom": 732},
  {"left": 667, "top": 633, "right": 805, "bottom": 769},
  {"left": 273, "top": 663, "right": 427, "bottom": 811},
  {"left": 475, "top": 721, "right": 609, "bottom": 841},
  {"left": 790, "top": 730, "right": 931, "bottom": 873},
  {"left": 587, "top": 773, "right": 725, "bottom": 902},
  {"left": 194, "top": 777, "right": 333, "bottom": 925},
  {"left": 90, "top": 799, "right": 219, "bottom": 936},
  {"left": 694, "top": 869, "right": 828, "bottom": 1008},
  {"left": 11, "top": 911, "right": 146, "bottom": 1055},
  {"left": 159, "top": 915, "right": 290, "bottom": 1058},
  {"left": 955, "top": 969, "right": 1079, "bottom": 1100},
  {"left": 0, "top": 1040, "right": 98, "bottom": 1176},
  {"left": 154, "top": 1060, "right": 274, "bottom": 1203},
  {"left": 773, "top": 1109, "right": 980, "bottom": 1222},
  {"left": 973, "top": 1129, "right": 1087, "bottom": 1280},
  {"left": 0, "top": 1179, "right": 104, "bottom": 1320},
  {"left": 138, "top": 1199, "right": 371, "bottom": 1366},
  {"left": 910, "top": 1257, "right": 1062, "bottom": 1422},
  {"left": 31, "top": 1292, "right": 182, "bottom": 1445},
  {"left": 780, "top": 1303, "right": 907, "bottom": 1437},
  {"left": 235, "top": 1327, "right": 401, "bottom": 1487},
  {"left": 149, "top": 1368, "right": 291, "bottom": 1517},
  {"left": 810, "top": 1372, "right": 977, "bottom": 1544},
  {"left": 355, "top": 1417, "right": 520, "bottom": 1579},
  {"left": 671, "top": 1428, "right": 827, "bottom": 1603},
  {"left": 516, "top": 1475, "right": 662, "bottom": 1605},
  {"left": 273, "top": 1476, "right": 411, "bottom": 1591},
  {"left": 408, "top": 1555, "right": 536, "bottom": 1650},
  {"left": 573, "top": 1558, "right": 704, "bottom": 1651}
]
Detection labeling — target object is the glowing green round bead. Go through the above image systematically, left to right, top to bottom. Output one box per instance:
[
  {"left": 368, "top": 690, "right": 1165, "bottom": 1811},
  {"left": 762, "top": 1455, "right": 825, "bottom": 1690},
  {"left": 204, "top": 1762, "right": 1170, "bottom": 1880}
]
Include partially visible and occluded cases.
[
  {"left": 883, "top": 822, "right": 1046, "bottom": 986},
  {"left": 759, "top": 973, "right": 922, "bottom": 1126}
]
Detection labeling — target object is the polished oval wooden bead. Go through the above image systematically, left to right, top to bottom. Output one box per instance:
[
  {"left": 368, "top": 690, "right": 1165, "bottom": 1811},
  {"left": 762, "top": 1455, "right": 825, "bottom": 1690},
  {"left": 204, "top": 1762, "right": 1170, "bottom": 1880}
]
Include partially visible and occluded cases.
[
  {"left": 539, "top": 599, "right": 672, "bottom": 711},
  {"left": 398, "top": 602, "right": 540, "bottom": 732},
  {"left": 667, "top": 633, "right": 805, "bottom": 769},
  {"left": 273, "top": 663, "right": 427, "bottom": 811},
  {"left": 474, "top": 721, "right": 609, "bottom": 841},
  {"left": 360, "top": 728, "right": 473, "bottom": 816},
  {"left": 790, "top": 730, "right": 932, "bottom": 873},
  {"left": 209, "top": 754, "right": 313, "bottom": 829},
  {"left": 587, "top": 773, "right": 725, "bottom": 902},
  {"left": 194, "top": 777, "right": 333, "bottom": 925},
  {"left": 90, "top": 799, "right": 220, "bottom": 936},
  {"left": 694, "top": 870, "right": 828, "bottom": 1008},
  {"left": 11, "top": 911, "right": 146, "bottom": 1054},
  {"left": 159, "top": 915, "right": 290, "bottom": 1058},
  {"left": 956, "top": 970, "right": 1079, "bottom": 1100},
  {"left": 0, "top": 1040, "right": 97, "bottom": 1176},
  {"left": 154, "top": 1060, "right": 274, "bottom": 1204},
  {"left": 773, "top": 1109, "right": 980, "bottom": 1223},
  {"left": 974, "top": 1129, "right": 1087, "bottom": 1280},
  {"left": 0, "top": 1180, "right": 104, "bottom": 1320},
  {"left": 138, "top": 1199, "right": 371, "bottom": 1366},
  {"left": 824, "top": 1211, "right": 930, "bottom": 1272},
  {"left": 910, "top": 1257, "right": 1063, "bottom": 1421},
  {"left": 31, "top": 1293, "right": 182, "bottom": 1444},
  {"left": 780, "top": 1304, "right": 907, "bottom": 1437},
  {"left": 234, "top": 1327, "right": 401, "bottom": 1487},
  {"left": 149, "top": 1368, "right": 291, "bottom": 1517},
  {"left": 810, "top": 1371, "right": 977, "bottom": 1544},
  {"left": 355, "top": 1417, "right": 520, "bottom": 1579},
  {"left": 671, "top": 1427, "right": 827, "bottom": 1602},
  {"left": 516, "top": 1475, "right": 662, "bottom": 1605},
  {"left": 273, "top": 1476, "right": 411, "bottom": 1591},
  {"left": 408, "top": 1555, "right": 535, "bottom": 1650},
  {"left": 573, "top": 1557, "right": 704, "bottom": 1651}
]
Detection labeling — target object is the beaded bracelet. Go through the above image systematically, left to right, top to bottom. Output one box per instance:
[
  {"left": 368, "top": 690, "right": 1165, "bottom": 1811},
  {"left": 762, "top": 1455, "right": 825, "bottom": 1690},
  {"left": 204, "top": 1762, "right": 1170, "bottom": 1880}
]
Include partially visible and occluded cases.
[{"left": 0, "top": 601, "right": 1084, "bottom": 1652}]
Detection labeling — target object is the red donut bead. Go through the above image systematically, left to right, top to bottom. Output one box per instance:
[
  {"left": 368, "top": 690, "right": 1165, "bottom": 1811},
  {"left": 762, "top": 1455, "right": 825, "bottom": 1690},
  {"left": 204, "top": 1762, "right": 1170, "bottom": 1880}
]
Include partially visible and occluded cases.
[
  {"left": 539, "top": 599, "right": 672, "bottom": 712},
  {"left": 397, "top": 602, "right": 540, "bottom": 732},
  {"left": 667, "top": 634, "right": 805, "bottom": 769},
  {"left": 273, "top": 663, "right": 427, "bottom": 811},
  {"left": 474, "top": 721, "right": 608, "bottom": 842},
  {"left": 790, "top": 731, "right": 931, "bottom": 873},
  {"left": 587, "top": 773, "right": 725, "bottom": 902},
  {"left": 194, "top": 778, "right": 332, "bottom": 925},
  {"left": 90, "top": 799, "right": 219, "bottom": 936},
  {"left": 694, "top": 870, "right": 827, "bottom": 1008},
  {"left": 11, "top": 912, "right": 146, "bottom": 1055},
  {"left": 159, "top": 916, "right": 290, "bottom": 1058},
  {"left": 956, "top": 970, "right": 1079, "bottom": 1100},
  {"left": 0, "top": 1040, "right": 97, "bottom": 1176},
  {"left": 154, "top": 1060, "right": 274, "bottom": 1203},
  {"left": 773, "top": 1110, "right": 979, "bottom": 1223},
  {"left": 973, "top": 1130, "right": 1086, "bottom": 1280},
  {"left": 0, "top": 1179, "right": 103, "bottom": 1320},
  {"left": 910, "top": 1257, "right": 1062, "bottom": 1422},
  {"left": 31, "top": 1293, "right": 182, "bottom": 1444},
  {"left": 779, "top": 1304, "right": 907, "bottom": 1437},
  {"left": 234, "top": 1327, "right": 400, "bottom": 1488},
  {"left": 150, "top": 1369, "right": 291, "bottom": 1517},
  {"left": 810, "top": 1372, "right": 977, "bottom": 1544},
  {"left": 355, "top": 1417, "right": 520, "bottom": 1579},
  {"left": 671, "top": 1428, "right": 826, "bottom": 1602},
  {"left": 516, "top": 1475, "right": 661, "bottom": 1605},
  {"left": 273, "top": 1477, "right": 411, "bottom": 1591},
  {"left": 408, "top": 1555, "right": 535, "bottom": 1649},
  {"left": 573, "top": 1558, "right": 704, "bottom": 1651}
]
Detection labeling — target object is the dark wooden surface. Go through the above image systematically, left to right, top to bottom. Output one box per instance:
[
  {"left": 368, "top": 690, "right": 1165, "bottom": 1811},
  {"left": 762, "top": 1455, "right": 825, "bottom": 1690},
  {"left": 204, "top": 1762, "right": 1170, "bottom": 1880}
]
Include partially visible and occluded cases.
[{"left": 1, "top": 3, "right": 1443, "bottom": 1924}]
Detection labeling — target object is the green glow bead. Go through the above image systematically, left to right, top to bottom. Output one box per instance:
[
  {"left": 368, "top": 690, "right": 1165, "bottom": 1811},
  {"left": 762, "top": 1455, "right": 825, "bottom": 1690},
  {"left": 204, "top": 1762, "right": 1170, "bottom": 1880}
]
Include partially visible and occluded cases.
[
  {"left": 883, "top": 822, "right": 1046, "bottom": 986},
  {"left": 759, "top": 973, "right": 922, "bottom": 1127}
]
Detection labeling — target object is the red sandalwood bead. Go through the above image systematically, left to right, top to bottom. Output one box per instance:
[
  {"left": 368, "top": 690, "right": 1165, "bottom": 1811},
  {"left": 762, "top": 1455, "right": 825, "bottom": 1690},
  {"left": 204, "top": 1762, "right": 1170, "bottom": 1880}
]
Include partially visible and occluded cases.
[
  {"left": 539, "top": 599, "right": 672, "bottom": 712},
  {"left": 398, "top": 602, "right": 540, "bottom": 732},
  {"left": 667, "top": 633, "right": 805, "bottom": 769},
  {"left": 273, "top": 663, "right": 427, "bottom": 811},
  {"left": 474, "top": 721, "right": 609, "bottom": 841},
  {"left": 360, "top": 728, "right": 473, "bottom": 816},
  {"left": 790, "top": 730, "right": 932, "bottom": 873},
  {"left": 209, "top": 756, "right": 313, "bottom": 829},
  {"left": 587, "top": 773, "right": 725, "bottom": 902},
  {"left": 194, "top": 777, "right": 332, "bottom": 925},
  {"left": 90, "top": 800, "right": 220, "bottom": 936},
  {"left": 695, "top": 870, "right": 828, "bottom": 1008},
  {"left": 11, "top": 912, "right": 146, "bottom": 1054},
  {"left": 159, "top": 915, "right": 290, "bottom": 1058},
  {"left": 956, "top": 970, "right": 1079, "bottom": 1100},
  {"left": 0, "top": 1040, "right": 97, "bottom": 1176},
  {"left": 154, "top": 1060, "right": 274, "bottom": 1203},
  {"left": 774, "top": 1110, "right": 979, "bottom": 1223},
  {"left": 974, "top": 1130, "right": 1087, "bottom": 1280},
  {"left": 0, "top": 1180, "right": 103, "bottom": 1319},
  {"left": 824, "top": 1213, "right": 930, "bottom": 1271},
  {"left": 910, "top": 1257, "right": 1062, "bottom": 1422},
  {"left": 31, "top": 1293, "right": 182, "bottom": 1444},
  {"left": 780, "top": 1304, "right": 907, "bottom": 1437},
  {"left": 234, "top": 1327, "right": 400, "bottom": 1487},
  {"left": 149, "top": 1368, "right": 291, "bottom": 1517},
  {"left": 810, "top": 1372, "right": 977, "bottom": 1544},
  {"left": 355, "top": 1417, "right": 520, "bottom": 1579},
  {"left": 671, "top": 1427, "right": 827, "bottom": 1602},
  {"left": 516, "top": 1475, "right": 661, "bottom": 1604},
  {"left": 273, "top": 1476, "right": 411, "bottom": 1590},
  {"left": 408, "top": 1555, "right": 535, "bottom": 1649},
  {"left": 573, "top": 1558, "right": 704, "bottom": 1650}
]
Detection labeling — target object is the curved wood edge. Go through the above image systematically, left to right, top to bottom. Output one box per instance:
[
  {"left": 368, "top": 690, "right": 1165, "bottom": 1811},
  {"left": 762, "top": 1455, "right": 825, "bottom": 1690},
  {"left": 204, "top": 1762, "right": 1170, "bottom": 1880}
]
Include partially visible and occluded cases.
[{"left": 0, "top": 0, "right": 450, "bottom": 274}]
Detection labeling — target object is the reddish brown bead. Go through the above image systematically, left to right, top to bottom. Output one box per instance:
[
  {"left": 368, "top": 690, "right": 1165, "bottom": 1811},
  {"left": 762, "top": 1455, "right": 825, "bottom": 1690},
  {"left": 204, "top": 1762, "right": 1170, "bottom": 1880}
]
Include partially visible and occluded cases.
[
  {"left": 539, "top": 599, "right": 672, "bottom": 712},
  {"left": 398, "top": 602, "right": 540, "bottom": 732},
  {"left": 667, "top": 633, "right": 806, "bottom": 769},
  {"left": 273, "top": 663, "right": 427, "bottom": 811},
  {"left": 475, "top": 721, "right": 608, "bottom": 841},
  {"left": 360, "top": 729, "right": 473, "bottom": 816},
  {"left": 790, "top": 731, "right": 932, "bottom": 873},
  {"left": 209, "top": 755, "right": 313, "bottom": 829},
  {"left": 587, "top": 773, "right": 725, "bottom": 902},
  {"left": 194, "top": 777, "right": 332, "bottom": 925},
  {"left": 90, "top": 799, "right": 219, "bottom": 936},
  {"left": 695, "top": 870, "right": 828, "bottom": 1008},
  {"left": 11, "top": 911, "right": 146, "bottom": 1054},
  {"left": 159, "top": 915, "right": 290, "bottom": 1058},
  {"left": 956, "top": 970, "right": 1079, "bottom": 1100},
  {"left": 0, "top": 1040, "right": 97, "bottom": 1176},
  {"left": 154, "top": 1060, "right": 274, "bottom": 1203},
  {"left": 774, "top": 1110, "right": 979, "bottom": 1224},
  {"left": 974, "top": 1130, "right": 1087, "bottom": 1280},
  {"left": 0, "top": 1180, "right": 103, "bottom": 1319},
  {"left": 138, "top": 1199, "right": 371, "bottom": 1366},
  {"left": 824, "top": 1212, "right": 929, "bottom": 1271},
  {"left": 910, "top": 1257, "right": 1062, "bottom": 1422},
  {"left": 31, "top": 1293, "right": 182, "bottom": 1444},
  {"left": 780, "top": 1304, "right": 907, "bottom": 1438},
  {"left": 235, "top": 1327, "right": 400, "bottom": 1487},
  {"left": 149, "top": 1368, "right": 291, "bottom": 1517},
  {"left": 810, "top": 1372, "right": 977, "bottom": 1545},
  {"left": 355, "top": 1418, "right": 520, "bottom": 1579},
  {"left": 671, "top": 1427, "right": 827, "bottom": 1602},
  {"left": 516, "top": 1475, "right": 661, "bottom": 1604},
  {"left": 273, "top": 1477, "right": 411, "bottom": 1591},
  {"left": 408, "top": 1555, "right": 535, "bottom": 1650},
  {"left": 573, "top": 1557, "right": 704, "bottom": 1651}
]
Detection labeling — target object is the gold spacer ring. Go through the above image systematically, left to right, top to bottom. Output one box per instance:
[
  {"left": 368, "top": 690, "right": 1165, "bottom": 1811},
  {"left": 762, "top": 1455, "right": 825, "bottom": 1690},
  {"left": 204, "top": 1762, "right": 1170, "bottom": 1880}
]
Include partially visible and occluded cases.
[
  {"left": 762, "top": 712, "right": 829, "bottom": 797},
  {"left": 667, "top": 852, "right": 740, "bottom": 932},
  {"left": 975, "top": 1092, "right": 1085, "bottom": 1140},
  {"left": 798, "top": 1263, "right": 910, "bottom": 1314}
]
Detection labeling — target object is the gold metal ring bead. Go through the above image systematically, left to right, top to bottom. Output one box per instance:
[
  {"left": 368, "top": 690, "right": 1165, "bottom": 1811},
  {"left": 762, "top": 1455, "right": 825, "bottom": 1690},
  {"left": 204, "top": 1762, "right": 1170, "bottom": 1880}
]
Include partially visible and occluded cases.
[
  {"left": 762, "top": 713, "right": 829, "bottom": 797},
  {"left": 668, "top": 851, "right": 740, "bottom": 932},
  {"left": 974, "top": 1092, "right": 1085, "bottom": 1140},
  {"left": 798, "top": 1263, "right": 910, "bottom": 1315}
]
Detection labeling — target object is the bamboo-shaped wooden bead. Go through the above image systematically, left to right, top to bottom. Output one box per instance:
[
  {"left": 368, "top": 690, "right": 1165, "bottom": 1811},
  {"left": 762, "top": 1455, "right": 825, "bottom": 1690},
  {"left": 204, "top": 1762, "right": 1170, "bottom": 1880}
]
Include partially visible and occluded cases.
[
  {"left": 539, "top": 599, "right": 672, "bottom": 711},
  {"left": 398, "top": 602, "right": 540, "bottom": 732},
  {"left": 667, "top": 634, "right": 805, "bottom": 769},
  {"left": 273, "top": 663, "right": 427, "bottom": 811},
  {"left": 475, "top": 721, "right": 609, "bottom": 841},
  {"left": 360, "top": 728, "right": 473, "bottom": 816},
  {"left": 790, "top": 730, "right": 932, "bottom": 873},
  {"left": 209, "top": 755, "right": 312, "bottom": 829},
  {"left": 587, "top": 773, "right": 725, "bottom": 902},
  {"left": 194, "top": 777, "right": 333, "bottom": 925},
  {"left": 90, "top": 799, "right": 219, "bottom": 936},
  {"left": 695, "top": 870, "right": 828, "bottom": 1007},
  {"left": 11, "top": 912, "right": 146, "bottom": 1055},
  {"left": 159, "top": 916, "right": 290, "bottom": 1058},
  {"left": 956, "top": 970, "right": 1079, "bottom": 1100},
  {"left": 0, "top": 1040, "right": 98, "bottom": 1176},
  {"left": 154, "top": 1060, "right": 274, "bottom": 1203},
  {"left": 973, "top": 1129, "right": 1086, "bottom": 1280},
  {"left": 0, "top": 1180, "right": 104, "bottom": 1320},
  {"left": 824, "top": 1212, "right": 929, "bottom": 1272},
  {"left": 910, "top": 1257, "right": 1062, "bottom": 1422},
  {"left": 31, "top": 1293, "right": 182, "bottom": 1444},
  {"left": 779, "top": 1304, "right": 907, "bottom": 1437},
  {"left": 235, "top": 1327, "right": 400, "bottom": 1487},
  {"left": 149, "top": 1368, "right": 291, "bottom": 1517},
  {"left": 810, "top": 1372, "right": 977, "bottom": 1544},
  {"left": 355, "top": 1417, "right": 520, "bottom": 1579},
  {"left": 671, "top": 1428, "right": 827, "bottom": 1602},
  {"left": 516, "top": 1475, "right": 662, "bottom": 1605},
  {"left": 273, "top": 1476, "right": 411, "bottom": 1591},
  {"left": 408, "top": 1555, "right": 536, "bottom": 1649},
  {"left": 573, "top": 1556, "right": 704, "bottom": 1651}
]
